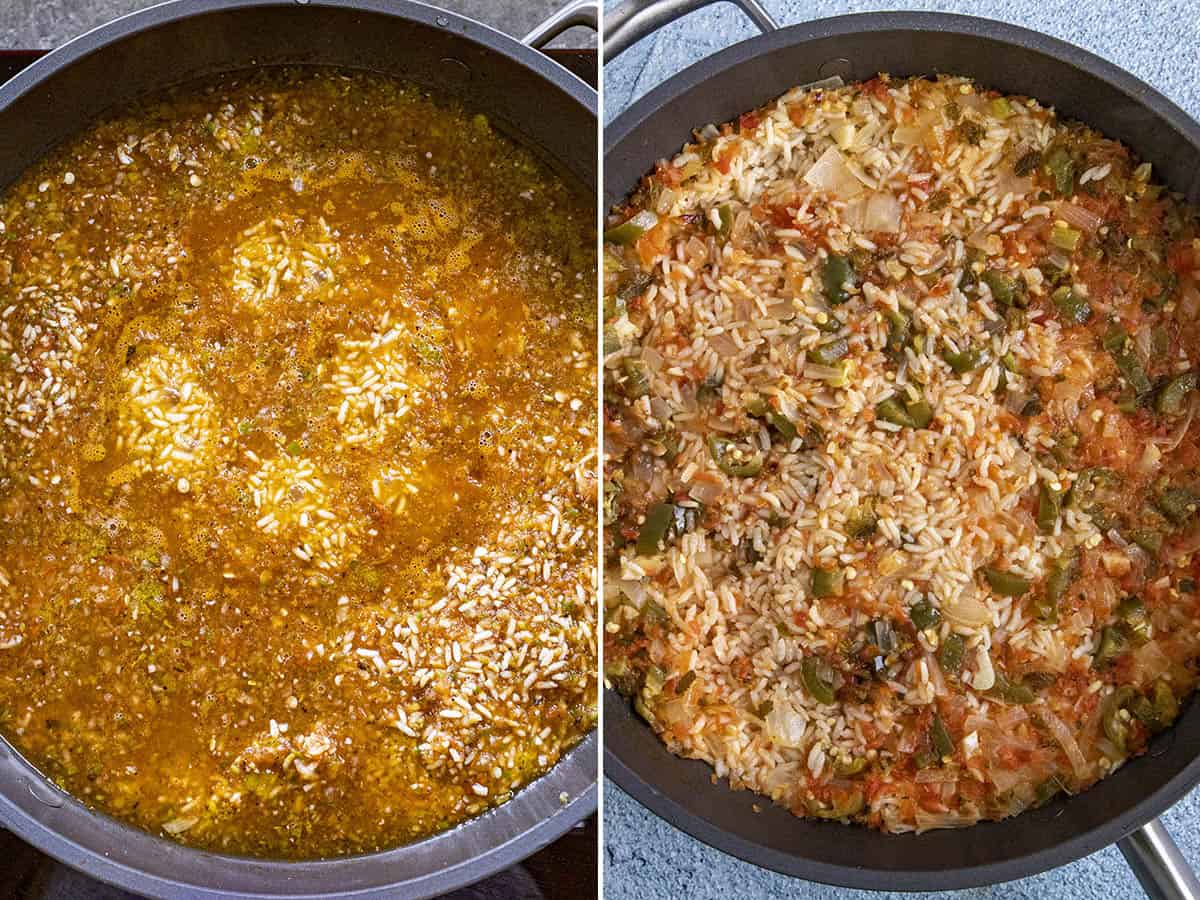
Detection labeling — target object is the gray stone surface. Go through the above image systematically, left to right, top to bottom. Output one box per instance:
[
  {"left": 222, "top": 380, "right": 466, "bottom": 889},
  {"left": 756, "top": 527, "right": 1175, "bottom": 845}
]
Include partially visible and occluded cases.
[
  {"left": 0, "top": 0, "right": 595, "bottom": 47},
  {"left": 603, "top": 1, "right": 1200, "bottom": 898}
]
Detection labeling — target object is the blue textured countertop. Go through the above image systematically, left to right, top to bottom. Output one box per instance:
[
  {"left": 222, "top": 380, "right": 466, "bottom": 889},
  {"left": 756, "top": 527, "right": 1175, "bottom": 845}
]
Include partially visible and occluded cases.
[{"left": 603, "top": 2, "right": 1200, "bottom": 897}]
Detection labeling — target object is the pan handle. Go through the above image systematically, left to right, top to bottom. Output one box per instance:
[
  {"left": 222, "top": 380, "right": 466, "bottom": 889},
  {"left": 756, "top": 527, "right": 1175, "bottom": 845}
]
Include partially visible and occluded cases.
[
  {"left": 522, "top": 0, "right": 599, "bottom": 49},
  {"left": 605, "top": 0, "right": 779, "bottom": 61},
  {"left": 1118, "top": 819, "right": 1200, "bottom": 900}
]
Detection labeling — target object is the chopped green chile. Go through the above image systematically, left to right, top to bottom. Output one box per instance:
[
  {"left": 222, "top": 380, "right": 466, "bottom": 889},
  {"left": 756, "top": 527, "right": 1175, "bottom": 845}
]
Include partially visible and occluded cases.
[
  {"left": 956, "top": 119, "right": 986, "bottom": 146},
  {"left": 1045, "top": 146, "right": 1075, "bottom": 195},
  {"left": 1014, "top": 148, "right": 1042, "bottom": 177},
  {"left": 717, "top": 203, "right": 734, "bottom": 238},
  {"left": 605, "top": 209, "right": 659, "bottom": 244},
  {"left": 1050, "top": 222, "right": 1082, "bottom": 252},
  {"left": 822, "top": 254, "right": 856, "bottom": 305},
  {"left": 982, "top": 269, "right": 1025, "bottom": 307},
  {"left": 1051, "top": 286, "right": 1093, "bottom": 324},
  {"left": 885, "top": 308, "right": 912, "bottom": 353},
  {"left": 816, "top": 314, "right": 844, "bottom": 335},
  {"left": 1104, "top": 325, "right": 1153, "bottom": 395},
  {"left": 809, "top": 337, "right": 849, "bottom": 366},
  {"left": 942, "top": 345, "right": 989, "bottom": 374},
  {"left": 619, "top": 357, "right": 650, "bottom": 398},
  {"left": 1156, "top": 372, "right": 1197, "bottom": 416},
  {"left": 696, "top": 373, "right": 723, "bottom": 405},
  {"left": 876, "top": 389, "right": 934, "bottom": 429},
  {"left": 746, "top": 396, "right": 800, "bottom": 443},
  {"left": 768, "top": 412, "right": 799, "bottom": 442},
  {"left": 707, "top": 435, "right": 764, "bottom": 478},
  {"left": 1036, "top": 481, "right": 1062, "bottom": 533},
  {"left": 1155, "top": 486, "right": 1199, "bottom": 526},
  {"left": 845, "top": 496, "right": 879, "bottom": 540},
  {"left": 636, "top": 501, "right": 700, "bottom": 556},
  {"left": 636, "top": 503, "right": 675, "bottom": 556},
  {"left": 1129, "top": 528, "right": 1164, "bottom": 554},
  {"left": 1038, "top": 553, "right": 1078, "bottom": 622},
  {"left": 811, "top": 566, "right": 845, "bottom": 598},
  {"left": 981, "top": 566, "right": 1031, "bottom": 597},
  {"left": 1117, "top": 596, "right": 1152, "bottom": 644},
  {"left": 909, "top": 598, "right": 941, "bottom": 630},
  {"left": 1094, "top": 624, "right": 1128, "bottom": 667},
  {"left": 938, "top": 633, "right": 966, "bottom": 676},
  {"left": 801, "top": 657, "right": 836, "bottom": 704},
  {"left": 675, "top": 670, "right": 697, "bottom": 694},
  {"left": 989, "top": 671, "right": 1037, "bottom": 704},
  {"left": 1153, "top": 680, "right": 1180, "bottom": 726},
  {"left": 1102, "top": 685, "right": 1136, "bottom": 751},
  {"left": 930, "top": 714, "right": 955, "bottom": 758},
  {"left": 834, "top": 756, "right": 868, "bottom": 777},
  {"left": 808, "top": 788, "right": 866, "bottom": 819}
]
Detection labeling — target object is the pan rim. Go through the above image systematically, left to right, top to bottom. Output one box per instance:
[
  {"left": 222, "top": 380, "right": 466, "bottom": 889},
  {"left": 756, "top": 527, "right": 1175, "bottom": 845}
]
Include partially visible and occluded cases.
[
  {"left": 0, "top": 0, "right": 597, "bottom": 897},
  {"left": 603, "top": 9, "right": 1200, "bottom": 891}
]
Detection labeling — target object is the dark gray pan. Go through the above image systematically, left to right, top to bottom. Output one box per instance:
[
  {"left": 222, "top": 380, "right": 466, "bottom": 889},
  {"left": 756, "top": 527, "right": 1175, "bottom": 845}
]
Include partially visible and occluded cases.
[
  {"left": 0, "top": 1, "right": 597, "bottom": 896},
  {"left": 604, "top": 2, "right": 1200, "bottom": 895}
]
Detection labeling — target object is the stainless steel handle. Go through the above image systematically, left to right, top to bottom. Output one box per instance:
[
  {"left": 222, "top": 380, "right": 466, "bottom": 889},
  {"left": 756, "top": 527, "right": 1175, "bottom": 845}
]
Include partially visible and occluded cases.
[
  {"left": 522, "top": 0, "right": 600, "bottom": 48},
  {"left": 605, "top": 0, "right": 779, "bottom": 61},
  {"left": 1118, "top": 819, "right": 1200, "bottom": 900}
]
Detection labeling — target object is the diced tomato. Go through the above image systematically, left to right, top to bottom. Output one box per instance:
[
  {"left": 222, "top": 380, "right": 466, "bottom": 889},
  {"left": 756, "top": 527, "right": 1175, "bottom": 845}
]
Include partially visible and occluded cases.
[
  {"left": 714, "top": 143, "right": 739, "bottom": 175},
  {"left": 1169, "top": 241, "right": 1198, "bottom": 274}
]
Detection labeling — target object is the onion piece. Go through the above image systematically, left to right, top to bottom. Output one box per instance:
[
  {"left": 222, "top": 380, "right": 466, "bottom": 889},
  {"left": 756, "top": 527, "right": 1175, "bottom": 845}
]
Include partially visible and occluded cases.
[
  {"left": 802, "top": 146, "right": 865, "bottom": 199},
  {"left": 862, "top": 192, "right": 903, "bottom": 234},
  {"left": 1179, "top": 278, "right": 1200, "bottom": 320},
  {"left": 1154, "top": 393, "right": 1197, "bottom": 451},
  {"left": 942, "top": 593, "right": 992, "bottom": 628},
  {"left": 1132, "top": 640, "right": 1171, "bottom": 681},
  {"left": 971, "top": 646, "right": 996, "bottom": 692},
  {"left": 765, "top": 692, "right": 808, "bottom": 749},
  {"left": 1036, "top": 704, "right": 1090, "bottom": 779},
  {"left": 915, "top": 808, "right": 980, "bottom": 832}
]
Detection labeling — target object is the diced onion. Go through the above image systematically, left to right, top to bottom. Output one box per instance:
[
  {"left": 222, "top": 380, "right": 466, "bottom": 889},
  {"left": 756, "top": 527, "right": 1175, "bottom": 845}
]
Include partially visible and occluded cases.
[
  {"left": 803, "top": 146, "right": 865, "bottom": 199},
  {"left": 862, "top": 192, "right": 903, "bottom": 234},
  {"left": 1179, "top": 278, "right": 1200, "bottom": 320},
  {"left": 943, "top": 593, "right": 992, "bottom": 628},
  {"left": 1132, "top": 640, "right": 1171, "bottom": 681},
  {"left": 971, "top": 646, "right": 996, "bottom": 692},
  {"left": 765, "top": 692, "right": 808, "bottom": 749},
  {"left": 1037, "top": 704, "right": 1090, "bottom": 779},
  {"left": 915, "top": 808, "right": 980, "bottom": 831},
  {"left": 163, "top": 816, "right": 199, "bottom": 835}
]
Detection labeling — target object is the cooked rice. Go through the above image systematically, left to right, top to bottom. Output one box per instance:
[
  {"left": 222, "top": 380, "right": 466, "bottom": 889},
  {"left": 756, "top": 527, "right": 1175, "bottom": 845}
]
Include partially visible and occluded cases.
[{"left": 604, "top": 74, "right": 1200, "bottom": 831}]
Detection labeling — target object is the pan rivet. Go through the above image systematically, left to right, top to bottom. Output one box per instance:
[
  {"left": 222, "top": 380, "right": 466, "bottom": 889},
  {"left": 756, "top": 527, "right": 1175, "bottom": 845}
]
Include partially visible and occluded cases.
[
  {"left": 437, "top": 15, "right": 450, "bottom": 27},
  {"left": 818, "top": 58, "right": 854, "bottom": 80}
]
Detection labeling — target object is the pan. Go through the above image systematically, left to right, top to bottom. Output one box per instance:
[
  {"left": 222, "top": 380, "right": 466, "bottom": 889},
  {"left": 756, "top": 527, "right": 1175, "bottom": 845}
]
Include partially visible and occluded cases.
[
  {"left": 0, "top": 1, "right": 597, "bottom": 897},
  {"left": 603, "top": 2, "right": 1200, "bottom": 896}
]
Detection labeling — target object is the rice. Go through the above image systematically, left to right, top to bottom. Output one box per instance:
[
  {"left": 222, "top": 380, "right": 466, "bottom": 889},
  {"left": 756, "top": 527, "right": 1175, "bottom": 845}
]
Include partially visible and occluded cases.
[{"left": 604, "top": 74, "right": 1200, "bottom": 831}]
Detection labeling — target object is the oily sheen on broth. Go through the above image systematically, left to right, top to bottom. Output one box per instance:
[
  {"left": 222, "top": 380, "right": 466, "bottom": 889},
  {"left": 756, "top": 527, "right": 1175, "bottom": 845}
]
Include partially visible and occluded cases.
[{"left": 0, "top": 67, "right": 597, "bottom": 858}]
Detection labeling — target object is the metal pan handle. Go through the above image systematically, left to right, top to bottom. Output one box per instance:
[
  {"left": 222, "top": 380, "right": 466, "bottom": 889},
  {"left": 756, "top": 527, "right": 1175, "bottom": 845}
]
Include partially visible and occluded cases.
[
  {"left": 522, "top": 0, "right": 600, "bottom": 49},
  {"left": 605, "top": 0, "right": 779, "bottom": 60},
  {"left": 1118, "top": 819, "right": 1200, "bottom": 900}
]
